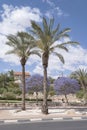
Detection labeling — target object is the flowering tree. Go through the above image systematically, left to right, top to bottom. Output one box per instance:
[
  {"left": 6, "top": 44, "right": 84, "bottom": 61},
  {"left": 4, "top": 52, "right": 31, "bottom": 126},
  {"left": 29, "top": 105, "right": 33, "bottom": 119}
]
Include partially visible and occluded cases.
[
  {"left": 26, "top": 74, "right": 50, "bottom": 104},
  {"left": 54, "top": 77, "right": 80, "bottom": 104}
]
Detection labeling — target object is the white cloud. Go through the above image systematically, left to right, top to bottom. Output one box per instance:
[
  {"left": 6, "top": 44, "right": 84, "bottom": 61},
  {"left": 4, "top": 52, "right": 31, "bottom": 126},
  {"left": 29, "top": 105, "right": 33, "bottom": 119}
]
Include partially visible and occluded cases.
[
  {"left": 44, "top": 0, "right": 68, "bottom": 18},
  {"left": 46, "top": 0, "right": 55, "bottom": 7},
  {"left": 0, "top": 4, "right": 42, "bottom": 65},
  {"left": 0, "top": 4, "right": 42, "bottom": 35},
  {"left": 47, "top": 45, "right": 87, "bottom": 77},
  {"left": 26, "top": 55, "right": 41, "bottom": 66},
  {"left": 33, "top": 65, "right": 43, "bottom": 75}
]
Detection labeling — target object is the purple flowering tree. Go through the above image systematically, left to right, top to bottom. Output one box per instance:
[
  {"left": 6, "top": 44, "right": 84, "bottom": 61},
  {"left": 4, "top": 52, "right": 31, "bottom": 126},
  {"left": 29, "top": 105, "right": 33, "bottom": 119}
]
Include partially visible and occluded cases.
[
  {"left": 26, "top": 74, "right": 50, "bottom": 104},
  {"left": 54, "top": 77, "right": 80, "bottom": 104}
]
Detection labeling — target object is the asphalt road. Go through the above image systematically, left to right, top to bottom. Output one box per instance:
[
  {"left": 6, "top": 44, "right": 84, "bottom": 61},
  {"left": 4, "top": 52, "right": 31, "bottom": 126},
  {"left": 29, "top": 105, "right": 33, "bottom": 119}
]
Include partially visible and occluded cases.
[{"left": 0, "top": 120, "right": 87, "bottom": 130}]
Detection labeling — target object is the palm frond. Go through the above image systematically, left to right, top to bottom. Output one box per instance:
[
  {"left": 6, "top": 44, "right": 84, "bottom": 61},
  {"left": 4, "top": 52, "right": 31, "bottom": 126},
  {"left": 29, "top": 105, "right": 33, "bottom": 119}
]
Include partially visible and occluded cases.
[
  {"left": 43, "top": 17, "right": 49, "bottom": 35},
  {"left": 49, "top": 18, "right": 54, "bottom": 32},
  {"left": 31, "top": 20, "right": 43, "bottom": 35},
  {"left": 52, "top": 24, "right": 60, "bottom": 36},
  {"left": 53, "top": 28, "right": 70, "bottom": 41},
  {"left": 58, "top": 28, "right": 71, "bottom": 35},
  {"left": 53, "top": 33, "right": 70, "bottom": 43},
  {"left": 6, "top": 35, "right": 19, "bottom": 47},
  {"left": 36, "top": 40, "right": 44, "bottom": 50},
  {"left": 61, "top": 41, "right": 79, "bottom": 46},
  {"left": 50, "top": 45, "right": 68, "bottom": 52},
  {"left": 5, "top": 48, "right": 22, "bottom": 57},
  {"left": 5, "top": 50, "right": 16, "bottom": 55},
  {"left": 29, "top": 50, "right": 41, "bottom": 57},
  {"left": 53, "top": 52, "right": 65, "bottom": 64}
]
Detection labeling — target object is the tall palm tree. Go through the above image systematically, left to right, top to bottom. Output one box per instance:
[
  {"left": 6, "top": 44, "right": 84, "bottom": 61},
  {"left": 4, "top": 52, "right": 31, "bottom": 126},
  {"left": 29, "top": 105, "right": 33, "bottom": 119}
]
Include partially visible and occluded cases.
[
  {"left": 31, "top": 17, "right": 79, "bottom": 114},
  {"left": 6, "top": 32, "right": 40, "bottom": 110},
  {"left": 70, "top": 69, "right": 87, "bottom": 91}
]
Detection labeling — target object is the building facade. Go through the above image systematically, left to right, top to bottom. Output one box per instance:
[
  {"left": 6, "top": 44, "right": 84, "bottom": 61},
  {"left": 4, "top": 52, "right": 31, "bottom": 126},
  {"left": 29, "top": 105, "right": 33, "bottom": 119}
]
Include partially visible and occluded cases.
[{"left": 14, "top": 72, "right": 30, "bottom": 83}]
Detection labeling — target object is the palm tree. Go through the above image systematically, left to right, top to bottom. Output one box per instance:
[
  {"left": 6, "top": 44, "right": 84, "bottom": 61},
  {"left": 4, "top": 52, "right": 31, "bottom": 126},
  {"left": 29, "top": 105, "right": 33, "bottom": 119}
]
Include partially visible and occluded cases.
[
  {"left": 31, "top": 17, "right": 79, "bottom": 114},
  {"left": 6, "top": 32, "right": 40, "bottom": 110},
  {"left": 70, "top": 69, "right": 87, "bottom": 91}
]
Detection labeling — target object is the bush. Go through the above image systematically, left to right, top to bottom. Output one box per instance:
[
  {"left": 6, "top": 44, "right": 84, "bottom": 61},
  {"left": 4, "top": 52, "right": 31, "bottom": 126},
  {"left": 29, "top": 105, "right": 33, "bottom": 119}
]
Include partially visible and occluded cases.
[
  {"left": 48, "top": 86, "right": 55, "bottom": 97},
  {"left": 0, "top": 88, "right": 7, "bottom": 94},
  {"left": 76, "top": 90, "right": 85, "bottom": 99},
  {"left": 28, "top": 91, "right": 34, "bottom": 95},
  {"left": 49, "top": 91, "right": 55, "bottom": 97},
  {"left": 3, "top": 92, "right": 16, "bottom": 100},
  {"left": 25, "top": 98, "right": 52, "bottom": 102},
  {"left": 69, "top": 102, "right": 82, "bottom": 106}
]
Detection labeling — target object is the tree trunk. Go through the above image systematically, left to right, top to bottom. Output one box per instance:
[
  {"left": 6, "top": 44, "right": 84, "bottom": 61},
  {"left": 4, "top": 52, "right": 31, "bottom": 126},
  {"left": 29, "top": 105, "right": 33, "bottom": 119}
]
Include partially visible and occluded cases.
[
  {"left": 21, "top": 64, "right": 26, "bottom": 110},
  {"left": 42, "top": 66, "right": 48, "bottom": 114},
  {"left": 80, "top": 80, "right": 85, "bottom": 91},
  {"left": 36, "top": 92, "right": 38, "bottom": 105},
  {"left": 65, "top": 94, "right": 69, "bottom": 105}
]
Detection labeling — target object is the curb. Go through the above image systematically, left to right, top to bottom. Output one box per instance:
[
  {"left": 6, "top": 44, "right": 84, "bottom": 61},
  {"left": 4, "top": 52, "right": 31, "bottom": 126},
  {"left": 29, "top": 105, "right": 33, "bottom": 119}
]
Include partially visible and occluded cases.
[{"left": 0, "top": 117, "right": 87, "bottom": 124}]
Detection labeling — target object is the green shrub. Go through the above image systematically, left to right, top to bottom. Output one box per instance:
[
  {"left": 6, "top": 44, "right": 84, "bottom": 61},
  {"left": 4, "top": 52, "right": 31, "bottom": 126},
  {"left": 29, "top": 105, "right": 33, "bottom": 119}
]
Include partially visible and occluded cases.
[
  {"left": 48, "top": 86, "right": 55, "bottom": 97},
  {"left": 0, "top": 88, "right": 7, "bottom": 94},
  {"left": 76, "top": 90, "right": 84, "bottom": 99},
  {"left": 28, "top": 91, "right": 34, "bottom": 95},
  {"left": 49, "top": 91, "right": 55, "bottom": 97},
  {"left": 3, "top": 92, "right": 16, "bottom": 100},
  {"left": 83, "top": 93, "right": 87, "bottom": 101},
  {"left": 25, "top": 98, "right": 52, "bottom": 101},
  {"left": 69, "top": 102, "right": 82, "bottom": 106}
]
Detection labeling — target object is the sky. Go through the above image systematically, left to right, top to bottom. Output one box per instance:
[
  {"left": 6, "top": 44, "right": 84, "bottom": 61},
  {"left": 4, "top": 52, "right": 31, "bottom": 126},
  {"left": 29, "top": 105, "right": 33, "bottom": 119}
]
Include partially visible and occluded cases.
[{"left": 0, "top": 0, "right": 87, "bottom": 78}]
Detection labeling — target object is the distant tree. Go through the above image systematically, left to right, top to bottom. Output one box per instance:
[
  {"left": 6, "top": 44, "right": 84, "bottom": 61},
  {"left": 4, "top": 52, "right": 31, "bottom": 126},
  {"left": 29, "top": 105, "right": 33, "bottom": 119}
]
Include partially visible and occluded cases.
[
  {"left": 70, "top": 69, "right": 87, "bottom": 91},
  {"left": 70, "top": 69, "right": 87, "bottom": 102},
  {"left": 7, "top": 70, "right": 14, "bottom": 82},
  {"left": 0, "top": 71, "right": 21, "bottom": 98},
  {"left": 0, "top": 73, "right": 9, "bottom": 91},
  {"left": 26, "top": 74, "right": 50, "bottom": 104},
  {"left": 49, "top": 77, "right": 55, "bottom": 84},
  {"left": 54, "top": 77, "right": 80, "bottom": 104},
  {"left": 48, "top": 86, "right": 55, "bottom": 97}
]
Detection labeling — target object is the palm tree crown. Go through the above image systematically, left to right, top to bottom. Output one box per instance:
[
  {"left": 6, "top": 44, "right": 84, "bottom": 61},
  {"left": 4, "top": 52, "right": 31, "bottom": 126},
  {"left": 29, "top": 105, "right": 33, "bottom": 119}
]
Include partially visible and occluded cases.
[
  {"left": 31, "top": 17, "right": 79, "bottom": 65},
  {"left": 6, "top": 32, "right": 40, "bottom": 65},
  {"left": 70, "top": 69, "right": 87, "bottom": 91}
]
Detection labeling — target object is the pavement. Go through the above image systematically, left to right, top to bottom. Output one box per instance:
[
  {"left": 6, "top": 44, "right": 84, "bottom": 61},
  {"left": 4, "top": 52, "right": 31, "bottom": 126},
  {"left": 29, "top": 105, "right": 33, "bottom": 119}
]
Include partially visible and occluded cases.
[{"left": 0, "top": 106, "right": 87, "bottom": 124}]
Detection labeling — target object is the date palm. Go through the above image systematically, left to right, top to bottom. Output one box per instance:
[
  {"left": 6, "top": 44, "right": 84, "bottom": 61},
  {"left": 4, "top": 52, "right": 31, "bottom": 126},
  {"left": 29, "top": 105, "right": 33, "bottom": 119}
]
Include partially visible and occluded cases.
[
  {"left": 31, "top": 17, "right": 79, "bottom": 114},
  {"left": 6, "top": 32, "right": 40, "bottom": 110},
  {"left": 70, "top": 69, "right": 87, "bottom": 91}
]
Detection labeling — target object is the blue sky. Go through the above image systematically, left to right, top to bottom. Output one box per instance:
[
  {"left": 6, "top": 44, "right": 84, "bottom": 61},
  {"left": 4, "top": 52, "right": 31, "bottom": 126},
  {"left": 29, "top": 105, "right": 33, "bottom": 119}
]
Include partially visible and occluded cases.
[{"left": 0, "top": 0, "right": 87, "bottom": 78}]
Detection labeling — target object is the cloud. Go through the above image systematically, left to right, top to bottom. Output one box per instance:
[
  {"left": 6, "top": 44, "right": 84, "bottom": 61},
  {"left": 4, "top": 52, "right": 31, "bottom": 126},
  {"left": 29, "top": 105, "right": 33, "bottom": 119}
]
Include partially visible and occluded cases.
[
  {"left": 44, "top": 0, "right": 68, "bottom": 18},
  {"left": 46, "top": 0, "right": 55, "bottom": 7},
  {"left": 0, "top": 4, "right": 42, "bottom": 65},
  {"left": 0, "top": 4, "right": 42, "bottom": 35},
  {"left": 48, "top": 45, "right": 87, "bottom": 77},
  {"left": 63, "top": 46, "right": 87, "bottom": 71},
  {"left": 33, "top": 65, "right": 43, "bottom": 75}
]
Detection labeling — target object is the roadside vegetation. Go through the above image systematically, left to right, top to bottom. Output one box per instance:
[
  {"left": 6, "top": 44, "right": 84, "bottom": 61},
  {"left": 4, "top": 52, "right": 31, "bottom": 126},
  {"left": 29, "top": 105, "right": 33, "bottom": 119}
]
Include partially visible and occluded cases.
[{"left": 0, "top": 68, "right": 87, "bottom": 108}]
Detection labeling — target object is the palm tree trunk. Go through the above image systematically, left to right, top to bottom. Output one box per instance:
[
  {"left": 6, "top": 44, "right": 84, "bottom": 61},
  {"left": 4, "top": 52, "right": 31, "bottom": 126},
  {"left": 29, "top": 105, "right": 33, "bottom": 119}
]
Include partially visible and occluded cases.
[
  {"left": 21, "top": 64, "right": 26, "bottom": 110},
  {"left": 42, "top": 66, "right": 48, "bottom": 114},
  {"left": 80, "top": 81, "right": 85, "bottom": 90}
]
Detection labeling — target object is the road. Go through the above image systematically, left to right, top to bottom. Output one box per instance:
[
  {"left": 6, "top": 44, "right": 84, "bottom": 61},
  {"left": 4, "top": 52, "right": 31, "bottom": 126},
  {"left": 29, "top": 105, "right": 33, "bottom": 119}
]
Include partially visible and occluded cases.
[{"left": 0, "top": 120, "right": 87, "bottom": 130}]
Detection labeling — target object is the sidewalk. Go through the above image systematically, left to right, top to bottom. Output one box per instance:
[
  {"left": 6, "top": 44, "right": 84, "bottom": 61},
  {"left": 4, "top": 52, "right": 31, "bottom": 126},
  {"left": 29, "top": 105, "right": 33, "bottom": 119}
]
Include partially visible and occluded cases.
[{"left": 0, "top": 107, "right": 87, "bottom": 121}]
